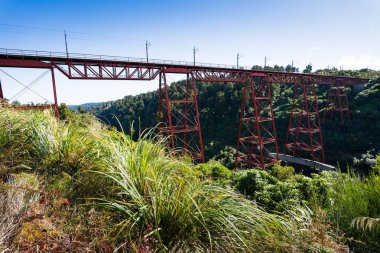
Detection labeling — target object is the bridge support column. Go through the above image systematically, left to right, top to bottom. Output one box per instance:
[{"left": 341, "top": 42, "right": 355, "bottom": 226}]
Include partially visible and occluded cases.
[
  {"left": 50, "top": 66, "right": 60, "bottom": 119},
  {"left": 158, "top": 70, "right": 204, "bottom": 162},
  {"left": 235, "top": 75, "right": 278, "bottom": 169},
  {"left": 285, "top": 77, "right": 325, "bottom": 162},
  {"left": 0, "top": 79, "right": 3, "bottom": 99},
  {"left": 323, "top": 79, "right": 350, "bottom": 125}
]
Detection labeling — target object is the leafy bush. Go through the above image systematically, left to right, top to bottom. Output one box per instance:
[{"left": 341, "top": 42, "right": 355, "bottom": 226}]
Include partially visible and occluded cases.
[
  {"left": 211, "top": 146, "right": 237, "bottom": 169},
  {"left": 194, "top": 160, "right": 231, "bottom": 180},
  {"left": 269, "top": 162, "right": 295, "bottom": 181},
  {"left": 233, "top": 169, "right": 300, "bottom": 212},
  {"left": 293, "top": 173, "right": 329, "bottom": 207}
]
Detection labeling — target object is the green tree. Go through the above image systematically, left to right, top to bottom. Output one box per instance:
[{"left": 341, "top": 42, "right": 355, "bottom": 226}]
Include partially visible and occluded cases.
[{"left": 303, "top": 63, "right": 312, "bottom": 73}]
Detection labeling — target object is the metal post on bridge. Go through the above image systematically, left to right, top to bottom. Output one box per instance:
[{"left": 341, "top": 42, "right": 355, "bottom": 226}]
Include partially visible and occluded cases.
[
  {"left": 146, "top": 40, "right": 151, "bottom": 63},
  {"left": 193, "top": 47, "right": 199, "bottom": 66}
]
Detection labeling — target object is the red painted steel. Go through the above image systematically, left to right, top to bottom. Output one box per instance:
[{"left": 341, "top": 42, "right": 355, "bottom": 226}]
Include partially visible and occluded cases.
[
  {"left": 0, "top": 58, "right": 52, "bottom": 68},
  {"left": 52, "top": 61, "right": 161, "bottom": 81},
  {"left": 50, "top": 66, "right": 60, "bottom": 118},
  {"left": 192, "top": 69, "right": 247, "bottom": 82},
  {"left": 158, "top": 70, "right": 204, "bottom": 162},
  {"left": 235, "top": 75, "right": 278, "bottom": 169},
  {"left": 285, "top": 77, "right": 325, "bottom": 162},
  {"left": 323, "top": 79, "right": 350, "bottom": 125}
]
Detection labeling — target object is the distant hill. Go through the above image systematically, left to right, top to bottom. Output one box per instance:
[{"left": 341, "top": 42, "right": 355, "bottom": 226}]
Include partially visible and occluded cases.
[{"left": 69, "top": 102, "right": 104, "bottom": 110}]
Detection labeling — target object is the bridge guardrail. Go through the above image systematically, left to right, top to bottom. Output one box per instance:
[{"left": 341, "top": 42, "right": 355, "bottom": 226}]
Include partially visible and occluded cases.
[{"left": 0, "top": 48, "right": 249, "bottom": 70}]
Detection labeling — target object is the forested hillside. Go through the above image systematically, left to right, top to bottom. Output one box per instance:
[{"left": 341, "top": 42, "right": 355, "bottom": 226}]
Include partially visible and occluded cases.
[{"left": 89, "top": 68, "right": 380, "bottom": 171}]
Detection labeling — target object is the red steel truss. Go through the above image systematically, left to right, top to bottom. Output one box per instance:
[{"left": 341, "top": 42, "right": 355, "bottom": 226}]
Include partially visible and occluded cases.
[
  {"left": 52, "top": 61, "right": 160, "bottom": 80},
  {"left": 157, "top": 69, "right": 204, "bottom": 162},
  {"left": 192, "top": 69, "right": 247, "bottom": 82},
  {"left": 235, "top": 74, "right": 278, "bottom": 169},
  {"left": 285, "top": 77, "right": 325, "bottom": 162},
  {"left": 323, "top": 79, "right": 350, "bottom": 125}
]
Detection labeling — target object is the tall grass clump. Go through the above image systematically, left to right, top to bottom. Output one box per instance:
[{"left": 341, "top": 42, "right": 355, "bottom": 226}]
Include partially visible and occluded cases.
[
  {"left": 0, "top": 108, "right": 103, "bottom": 175},
  {"left": 91, "top": 131, "right": 296, "bottom": 252},
  {"left": 323, "top": 167, "right": 380, "bottom": 251}
]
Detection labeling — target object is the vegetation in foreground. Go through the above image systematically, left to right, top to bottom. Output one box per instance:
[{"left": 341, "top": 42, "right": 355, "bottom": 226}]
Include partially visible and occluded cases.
[{"left": 1, "top": 108, "right": 380, "bottom": 252}]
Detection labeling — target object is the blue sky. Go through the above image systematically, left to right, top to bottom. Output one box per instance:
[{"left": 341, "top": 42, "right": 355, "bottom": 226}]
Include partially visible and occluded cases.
[{"left": 0, "top": 0, "right": 379, "bottom": 104}]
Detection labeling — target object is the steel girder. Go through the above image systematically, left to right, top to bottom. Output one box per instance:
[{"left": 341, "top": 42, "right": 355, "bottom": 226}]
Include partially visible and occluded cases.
[
  {"left": 0, "top": 58, "right": 52, "bottom": 68},
  {"left": 52, "top": 61, "right": 160, "bottom": 80},
  {"left": 192, "top": 69, "right": 248, "bottom": 82},
  {"left": 157, "top": 71, "right": 204, "bottom": 162},
  {"left": 235, "top": 76, "right": 279, "bottom": 169},
  {"left": 285, "top": 77, "right": 325, "bottom": 162}
]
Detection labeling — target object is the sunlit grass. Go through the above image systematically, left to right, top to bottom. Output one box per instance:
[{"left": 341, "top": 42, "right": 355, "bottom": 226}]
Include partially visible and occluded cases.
[{"left": 92, "top": 134, "right": 294, "bottom": 252}]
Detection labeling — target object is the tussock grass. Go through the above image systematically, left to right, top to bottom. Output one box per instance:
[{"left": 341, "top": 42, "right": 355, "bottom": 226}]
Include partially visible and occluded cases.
[
  {"left": 93, "top": 135, "right": 293, "bottom": 252},
  {"left": 323, "top": 169, "right": 380, "bottom": 251}
]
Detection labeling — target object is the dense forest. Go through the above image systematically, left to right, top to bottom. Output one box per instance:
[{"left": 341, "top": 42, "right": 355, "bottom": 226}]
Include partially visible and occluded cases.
[{"left": 88, "top": 67, "right": 380, "bottom": 172}]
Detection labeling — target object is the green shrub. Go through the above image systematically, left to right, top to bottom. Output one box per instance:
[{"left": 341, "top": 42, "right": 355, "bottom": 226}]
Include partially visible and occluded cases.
[
  {"left": 211, "top": 146, "right": 237, "bottom": 169},
  {"left": 195, "top": 160, "right": 231, "bottom": 180},
  {"left": 269, "top": 162, "right": 295, "bottom": 181},
  {"left": 233, "top": 169, "right": 300, "bottom": 212},
  {"left": 293, "top": 173, "right": 329, "bottom": 207},
  {"left": 255, "top": 181, "right": 299, "bottom": 212}
]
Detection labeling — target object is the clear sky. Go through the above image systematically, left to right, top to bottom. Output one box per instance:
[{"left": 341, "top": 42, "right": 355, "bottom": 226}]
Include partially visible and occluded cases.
[{"left": 0, "top": 0, "right": 379, "bottom": 104}]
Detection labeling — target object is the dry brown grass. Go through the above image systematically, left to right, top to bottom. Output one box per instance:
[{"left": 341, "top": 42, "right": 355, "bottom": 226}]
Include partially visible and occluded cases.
[{"left": 0, "top": 174, "right": 39, "bottom": 251}]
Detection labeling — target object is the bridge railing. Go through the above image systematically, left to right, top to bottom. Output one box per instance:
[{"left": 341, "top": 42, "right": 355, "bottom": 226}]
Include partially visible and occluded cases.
[
  {"left": 0, "top": 48, "right": 250, "bottom": 70},
  {"left": 0, "top": 48, "right": 371, "bottom": 83}
]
